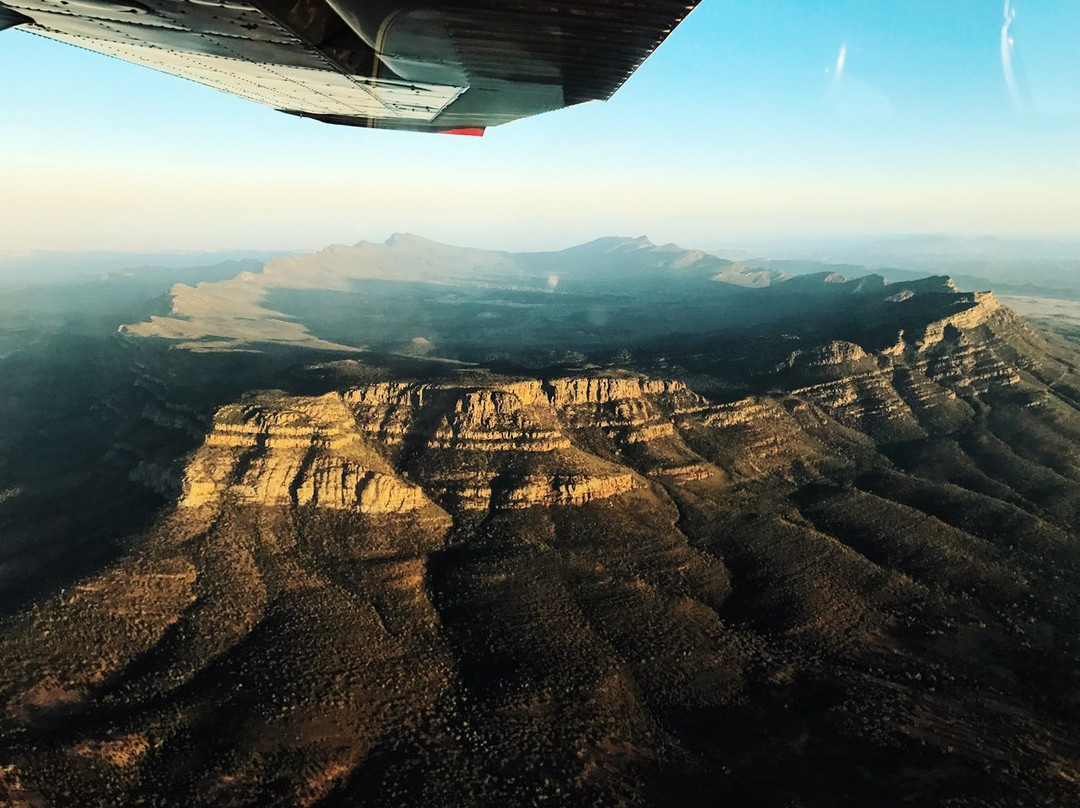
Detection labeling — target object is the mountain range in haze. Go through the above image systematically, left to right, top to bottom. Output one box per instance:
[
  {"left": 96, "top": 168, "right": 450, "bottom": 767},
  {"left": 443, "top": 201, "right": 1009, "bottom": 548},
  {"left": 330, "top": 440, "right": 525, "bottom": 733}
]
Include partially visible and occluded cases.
[{"left": 8, "top": 232, "right": 1080, "bottom": 295}]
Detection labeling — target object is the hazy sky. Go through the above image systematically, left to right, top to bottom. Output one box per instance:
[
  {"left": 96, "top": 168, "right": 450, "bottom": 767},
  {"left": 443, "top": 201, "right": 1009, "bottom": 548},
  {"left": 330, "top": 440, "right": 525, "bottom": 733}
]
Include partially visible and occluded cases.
[{"left": 2, "top": 0, "right": 1078, "bottom": 252}]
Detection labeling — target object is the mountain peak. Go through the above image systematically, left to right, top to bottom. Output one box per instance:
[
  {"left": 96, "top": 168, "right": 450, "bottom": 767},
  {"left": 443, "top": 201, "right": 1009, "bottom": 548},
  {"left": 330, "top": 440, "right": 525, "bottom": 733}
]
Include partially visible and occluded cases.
[
  {"left": 384, "top": 233, "right": 450, "bottom": 249},
  {"left": 565, "top": 235, "right": 657, "bottom": 254},
  {"left": 623, "top": 235, "right": 656, "bottom": 250}
]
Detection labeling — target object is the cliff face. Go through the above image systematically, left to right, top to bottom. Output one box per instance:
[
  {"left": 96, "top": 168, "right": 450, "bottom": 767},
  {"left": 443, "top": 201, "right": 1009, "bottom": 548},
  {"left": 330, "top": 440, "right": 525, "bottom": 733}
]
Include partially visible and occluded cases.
[
  {"left": 916, "top": 291, "right": 1002, "bottom": 349},
  {"left": 183, "top": 376, "right": 704, "bottom": 514},
  {"left": 346, "top": 380, "right": 569, "bottom": 452},
  {"left": 181, "top": 393, "right": 432, "bottom": 514}
]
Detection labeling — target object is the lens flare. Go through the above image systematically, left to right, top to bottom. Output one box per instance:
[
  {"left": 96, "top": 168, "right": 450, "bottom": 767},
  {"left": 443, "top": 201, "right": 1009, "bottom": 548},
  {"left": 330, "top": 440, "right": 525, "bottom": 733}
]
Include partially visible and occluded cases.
[{"left": 1001, "top": 0, "right": 1024, "bottom": 111}]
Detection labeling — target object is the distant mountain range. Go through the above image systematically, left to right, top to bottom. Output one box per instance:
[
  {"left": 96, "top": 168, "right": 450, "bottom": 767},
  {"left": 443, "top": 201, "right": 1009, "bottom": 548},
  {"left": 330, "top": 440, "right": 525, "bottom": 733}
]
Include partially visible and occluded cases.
[
  {"left": 10, "top": 233, "right": 1080, "bottom": 300},
  {"left": 117, "top": 234, "right": 941, "bottom": 357},
  {"left": 717, "top": 235, "right": 1080, "bottom": 299},
  {"left": 0, "top": 249, "right": 291, "bottom": 286}
]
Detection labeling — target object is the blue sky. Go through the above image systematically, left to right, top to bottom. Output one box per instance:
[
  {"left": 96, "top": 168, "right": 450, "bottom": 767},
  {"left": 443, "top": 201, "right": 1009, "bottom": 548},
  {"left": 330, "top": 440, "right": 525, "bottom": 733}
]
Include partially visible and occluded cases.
[{"left": 1, "top": 0, "right": 1077, "bottom": 252}]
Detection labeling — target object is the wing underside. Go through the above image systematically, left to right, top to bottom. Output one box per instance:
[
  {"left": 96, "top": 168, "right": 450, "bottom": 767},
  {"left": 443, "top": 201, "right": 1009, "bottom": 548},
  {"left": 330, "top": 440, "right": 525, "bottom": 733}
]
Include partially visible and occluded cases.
[{"left": 1, "top": 0, "right": 701, "bottom": 131}]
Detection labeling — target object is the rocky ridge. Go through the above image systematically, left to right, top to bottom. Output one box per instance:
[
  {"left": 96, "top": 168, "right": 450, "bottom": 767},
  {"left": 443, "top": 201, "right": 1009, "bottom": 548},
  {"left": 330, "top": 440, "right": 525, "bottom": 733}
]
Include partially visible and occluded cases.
[
  {"left": 175, "top": 296, "right": 1035, "bottom": 520},
  {"left": 181, "top": 375, "right": 715, "bottom": 515},
  {"left": 181, "top": 393, "right": 433, "bottom": 514}
]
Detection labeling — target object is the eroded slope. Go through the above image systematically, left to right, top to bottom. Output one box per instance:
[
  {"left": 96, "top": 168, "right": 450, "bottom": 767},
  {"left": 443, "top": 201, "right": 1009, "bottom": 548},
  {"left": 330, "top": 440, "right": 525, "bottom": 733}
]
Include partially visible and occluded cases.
[{"left": 3, "top": 286, "right": 1080, "bottom": 807}]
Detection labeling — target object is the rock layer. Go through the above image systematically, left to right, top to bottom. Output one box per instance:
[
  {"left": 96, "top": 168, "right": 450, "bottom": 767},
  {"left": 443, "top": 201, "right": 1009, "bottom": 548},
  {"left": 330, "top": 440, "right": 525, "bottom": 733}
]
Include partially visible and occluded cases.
[
  {"left": 182, "top": 376, "right": 707, "bottom": 514},
  {"left": 181, "top": 393, "right": 431, "bottom": 514}
]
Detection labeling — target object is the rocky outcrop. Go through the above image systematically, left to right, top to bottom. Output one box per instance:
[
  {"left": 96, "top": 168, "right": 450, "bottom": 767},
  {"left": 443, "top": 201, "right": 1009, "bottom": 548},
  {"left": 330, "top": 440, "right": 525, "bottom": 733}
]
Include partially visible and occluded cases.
[
  {"left": 916, "top": 292, "right": 1002, "bottom": 350},
  {"left": 721, "top": 294, "right": 1029, "bottom": 442},
  {"left": 774, "top": 340, "right": 869, "bottom": 372},
  {"left": 546, "top": 376, "right": 685, "bottom": 407},
  {"left": 548, "top": 376, "right": 709, "bottom": 457},
  {"left": 179, "top": 378, "right": 700, "bottom": 515},
  {"left": 347, "top": 378, "right": 659, "bottom": 509},
  {"left": 346, "top": 380, "right": 567, "bottom": 452},
  {"left": 180, "top": 393, "right": 431, "bottom": 513},
  {"left": 294, "top": 459, "right": 429, "bottom": 512},
  {"left": 453, "top": 471, "right": 640, "bottom": 510}
]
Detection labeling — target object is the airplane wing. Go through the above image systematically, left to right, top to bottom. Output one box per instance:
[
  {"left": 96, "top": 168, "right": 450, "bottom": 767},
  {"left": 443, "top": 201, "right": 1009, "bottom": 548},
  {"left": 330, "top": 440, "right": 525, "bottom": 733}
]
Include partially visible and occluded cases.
[{"left": 0, "top": 0, "right": 701, "bottom": 133}]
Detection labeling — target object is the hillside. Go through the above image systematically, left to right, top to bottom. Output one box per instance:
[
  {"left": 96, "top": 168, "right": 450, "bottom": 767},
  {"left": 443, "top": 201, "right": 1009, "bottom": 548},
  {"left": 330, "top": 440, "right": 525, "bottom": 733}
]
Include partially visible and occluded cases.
[{"left": 2, "top": 237, "right": 1080, "bottom": 806}]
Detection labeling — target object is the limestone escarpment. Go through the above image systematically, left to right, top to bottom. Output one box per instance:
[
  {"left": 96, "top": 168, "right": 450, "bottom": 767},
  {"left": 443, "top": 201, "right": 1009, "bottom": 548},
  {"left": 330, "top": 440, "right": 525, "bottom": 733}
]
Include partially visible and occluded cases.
[
  {"left": 916, "top": 291, "right": 1002, "bottom": 350},
  {"left": 175, "top": 298, "right": 1051, "bottom": 518},
  {"left": 915, "top": 309, "right": 1025, "bottom": 393},
  {"left": 775, "top": 340, "right": 869, "bottom": 372},
  {"left": 180, "top": 370, "right": 814, "bottom": 516},
  {"left": 542, "top": 374, "right": 719, "bottom": 482},
  {"left": 551, "top": 375, "right": 704, "bottom": 432},
  {"left": 546, "top": 376, "right": 686, "bottom": 407},
  {"left": 182, "top": 377, "right": 700, "bottom": 516},
  {"left": 346, "top": 378, "right": 642, "bottom": 509},
  {"left": 347, "top": 380, "right": 569, "bottom": 452},
  {"left": 180, "top": 392, "right": 431, "bottom": 514}
]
